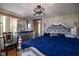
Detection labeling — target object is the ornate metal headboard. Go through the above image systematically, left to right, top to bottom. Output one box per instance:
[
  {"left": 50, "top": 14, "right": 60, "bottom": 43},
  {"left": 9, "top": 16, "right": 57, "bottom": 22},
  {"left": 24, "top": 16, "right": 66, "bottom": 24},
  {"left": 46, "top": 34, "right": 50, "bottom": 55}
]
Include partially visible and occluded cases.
[{"left": 45, "top": 23, "right": 71, "bottom": 34}]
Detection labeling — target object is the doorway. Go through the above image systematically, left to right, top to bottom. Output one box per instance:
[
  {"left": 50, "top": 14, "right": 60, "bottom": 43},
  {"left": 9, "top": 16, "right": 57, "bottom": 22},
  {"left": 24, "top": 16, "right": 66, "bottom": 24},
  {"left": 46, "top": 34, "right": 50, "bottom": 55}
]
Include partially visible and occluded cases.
[{"left": 33, "top": 19, "right": 42, "bottom": 37}]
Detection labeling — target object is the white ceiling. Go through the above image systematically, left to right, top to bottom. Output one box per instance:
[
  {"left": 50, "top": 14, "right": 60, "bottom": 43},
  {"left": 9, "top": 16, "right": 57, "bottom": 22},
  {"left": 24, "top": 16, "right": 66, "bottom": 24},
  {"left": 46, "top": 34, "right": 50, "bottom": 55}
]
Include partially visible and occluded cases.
[{"left": 0, "top": 3, "right": 79, "bottom": 18}]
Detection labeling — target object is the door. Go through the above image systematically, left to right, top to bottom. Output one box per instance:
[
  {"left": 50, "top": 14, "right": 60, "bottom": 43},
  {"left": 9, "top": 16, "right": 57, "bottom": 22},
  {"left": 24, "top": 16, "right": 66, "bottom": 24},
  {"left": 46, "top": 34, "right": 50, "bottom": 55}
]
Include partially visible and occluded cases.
[
  {"left": 33, "top": 19, "right": 39, "bottom": 37},
  {"left": 33, "top": 19, "right": 42, "bottom": 37}
]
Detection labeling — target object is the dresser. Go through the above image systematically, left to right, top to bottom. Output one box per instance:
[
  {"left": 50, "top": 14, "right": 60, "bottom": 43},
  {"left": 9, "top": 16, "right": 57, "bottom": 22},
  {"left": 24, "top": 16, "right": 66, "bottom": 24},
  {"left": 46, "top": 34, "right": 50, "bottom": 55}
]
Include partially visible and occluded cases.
[{"left": 17, "top": 31, "right": 35, "bottom": 42}]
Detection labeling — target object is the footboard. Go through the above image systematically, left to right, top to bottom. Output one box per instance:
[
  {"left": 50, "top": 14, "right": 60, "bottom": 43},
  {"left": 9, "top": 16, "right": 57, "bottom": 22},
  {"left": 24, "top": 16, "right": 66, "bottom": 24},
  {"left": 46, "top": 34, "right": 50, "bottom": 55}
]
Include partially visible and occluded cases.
[{"left": 20, "top": 47, "right": 45, "bottom": 56}]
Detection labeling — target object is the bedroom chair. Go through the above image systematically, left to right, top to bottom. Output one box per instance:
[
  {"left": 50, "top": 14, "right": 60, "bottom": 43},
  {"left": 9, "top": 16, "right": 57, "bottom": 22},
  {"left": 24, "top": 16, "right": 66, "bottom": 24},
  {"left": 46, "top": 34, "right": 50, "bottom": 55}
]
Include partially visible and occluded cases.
[
  {"left": 3, "top": 32, "right": 18, "bottom": 56},
  {"left": 0, "top": 49, "right": 2, "bottom": 56}
]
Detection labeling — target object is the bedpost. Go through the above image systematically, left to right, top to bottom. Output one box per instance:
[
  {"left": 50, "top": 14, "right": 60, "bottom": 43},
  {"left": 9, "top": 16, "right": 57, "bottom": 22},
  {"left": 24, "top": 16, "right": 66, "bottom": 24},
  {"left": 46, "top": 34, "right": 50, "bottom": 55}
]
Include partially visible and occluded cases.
[{"left": 18, "top": 36, "right": 22, "bottom": 50}]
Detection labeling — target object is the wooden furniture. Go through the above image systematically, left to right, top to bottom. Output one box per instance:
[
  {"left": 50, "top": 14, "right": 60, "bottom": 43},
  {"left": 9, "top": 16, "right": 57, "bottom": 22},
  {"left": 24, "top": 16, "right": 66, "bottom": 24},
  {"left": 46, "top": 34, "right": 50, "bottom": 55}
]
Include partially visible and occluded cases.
[
  {"left": 33, "top": 19, "right": 39, "bottom": 37},
  {"left": 33, "top": 19, "right": 42, "bottom": 37},
  {"left": 17, "top": 31, "right": 34, "bottom": 56},
  {"left": 18, "top": 31, "right": 34, "bottom": 42},
  {"left": 3, "top": 32, "right": 18, "bottom": 56},
  {"left": 0, "top": 36, "right": 3, "bottom": 56},
  {"left": 0, "top": 49, "right": 1, "bottom": 56}
]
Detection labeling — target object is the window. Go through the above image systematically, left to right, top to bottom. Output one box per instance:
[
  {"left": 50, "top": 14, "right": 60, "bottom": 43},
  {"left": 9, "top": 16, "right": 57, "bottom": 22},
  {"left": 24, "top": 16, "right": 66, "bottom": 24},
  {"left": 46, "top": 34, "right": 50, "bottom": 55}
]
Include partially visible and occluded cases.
[
  {"left": 0, "top": 14, "right": 19, "bottom": 35},
  {"left": 0, "top": 15, "right": 6, "bottom": 36},
  {"left": 0, "top": 16, "right": 3, "bottom": 36},
  {"left": 3, "top": 16, "right": 6, "bottom": 32},
  {"left": 10, "top": 17, "right": 18, "bottom": 32},
  {"left": 27, "top": 20, "right": 32, "bottom": 31},
  {"left": 38, "top": 20, "right": 41, "bottom": 36},
  {"left": 28, "top": 23, "right": 31, "bottom": 29},
  {"left": 28, "top": 23, "right": 31, "bottom": 31}
]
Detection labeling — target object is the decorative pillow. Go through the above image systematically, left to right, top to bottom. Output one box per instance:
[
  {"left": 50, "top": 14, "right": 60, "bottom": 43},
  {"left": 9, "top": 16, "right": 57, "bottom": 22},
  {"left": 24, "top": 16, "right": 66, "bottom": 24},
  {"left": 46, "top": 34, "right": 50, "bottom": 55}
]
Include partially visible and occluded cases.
[
  {"left": 44, "top": 33, "right": 50, "bottom": 37},
  {"left": 49, "top": 33, "right": 65, "bottom": 38},
  {"left": 50, "top": 33, "right": 58, "bottom": 37},
  {"left": 57, "top": 33, "right": 65, "bottom": 38},
  {"left": 65, "top": 34, "right": 75, "bottom": 38}
]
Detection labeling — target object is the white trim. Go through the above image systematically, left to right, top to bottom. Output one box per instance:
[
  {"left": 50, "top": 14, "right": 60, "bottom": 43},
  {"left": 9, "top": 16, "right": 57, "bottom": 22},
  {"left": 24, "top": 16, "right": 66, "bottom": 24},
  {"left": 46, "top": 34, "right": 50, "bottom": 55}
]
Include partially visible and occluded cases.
[
  {"left": 21, "top": 47, "right": 45, "bottom": 56},
  {"left": 29, "top": 47, "right": 45, "bottom": 56}
]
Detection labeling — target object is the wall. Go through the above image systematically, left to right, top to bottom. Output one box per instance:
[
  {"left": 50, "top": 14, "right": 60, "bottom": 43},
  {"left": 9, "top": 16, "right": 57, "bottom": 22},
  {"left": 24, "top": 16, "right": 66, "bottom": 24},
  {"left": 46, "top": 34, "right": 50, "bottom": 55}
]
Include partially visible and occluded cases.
[
  {"left": 0, "top": 8, "right": 21, "bottom": 18},
  {"left": 42, "top": 14, "right": 79, "bottom": 37},
  {"left": 24, "top": 17, "right": 34, "bottom": 31},
  {"left": 17, "top": 18, "right": 33, "bottom": 32}
]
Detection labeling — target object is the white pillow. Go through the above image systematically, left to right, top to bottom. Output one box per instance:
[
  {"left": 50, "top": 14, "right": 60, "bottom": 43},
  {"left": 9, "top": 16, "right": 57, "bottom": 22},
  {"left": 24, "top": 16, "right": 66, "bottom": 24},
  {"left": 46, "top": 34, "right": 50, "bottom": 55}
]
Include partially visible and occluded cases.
[
  {"left": 50, "top": 33, "right": 58, "bottom": 37},
  {"left": 65, "top": 34, "right": 75, "bottom": 38}
]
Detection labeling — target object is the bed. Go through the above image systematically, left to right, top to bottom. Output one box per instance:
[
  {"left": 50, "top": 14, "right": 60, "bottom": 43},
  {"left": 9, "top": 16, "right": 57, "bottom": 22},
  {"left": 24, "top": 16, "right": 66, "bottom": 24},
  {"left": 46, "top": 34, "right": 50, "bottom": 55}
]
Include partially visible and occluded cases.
[{"left": 21, "top": 23, "right": 79, "bottom": 56}]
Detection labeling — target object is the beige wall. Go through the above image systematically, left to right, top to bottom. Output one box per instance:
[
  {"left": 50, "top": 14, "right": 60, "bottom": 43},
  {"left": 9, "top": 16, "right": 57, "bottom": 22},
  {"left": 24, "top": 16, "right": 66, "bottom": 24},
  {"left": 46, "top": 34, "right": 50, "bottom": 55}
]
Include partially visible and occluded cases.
[
  {"left": 42, "top": 14, "right": 79, "bottom": 37},
  {"left": 17, "top": 19, "right": 33, "bottom": 31}
]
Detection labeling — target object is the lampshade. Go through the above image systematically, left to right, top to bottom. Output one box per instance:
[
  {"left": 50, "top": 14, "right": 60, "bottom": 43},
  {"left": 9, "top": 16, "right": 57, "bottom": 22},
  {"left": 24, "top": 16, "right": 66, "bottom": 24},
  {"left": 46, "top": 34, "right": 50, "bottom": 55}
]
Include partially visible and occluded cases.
[{"left": 33, "top": 5, "right": 45, "bottom": 17}]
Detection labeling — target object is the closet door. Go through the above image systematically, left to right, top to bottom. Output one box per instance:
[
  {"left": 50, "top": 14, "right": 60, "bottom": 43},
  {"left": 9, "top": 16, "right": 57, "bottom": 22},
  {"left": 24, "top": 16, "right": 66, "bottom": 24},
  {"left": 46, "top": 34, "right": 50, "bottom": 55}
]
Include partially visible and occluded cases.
[
  {"left": 33, "top": 19, "right": 39, "bottom": 37},
  {"left": 33, "top": 19, "right": 42, "bottom": 37}
]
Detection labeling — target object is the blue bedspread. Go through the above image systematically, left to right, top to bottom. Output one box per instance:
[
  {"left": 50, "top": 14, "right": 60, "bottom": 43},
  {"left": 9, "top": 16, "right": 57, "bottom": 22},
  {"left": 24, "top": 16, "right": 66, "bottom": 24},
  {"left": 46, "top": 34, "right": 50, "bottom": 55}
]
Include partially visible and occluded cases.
[{"left": 21, "top": 35, "right": 79, "bottom": 56}]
